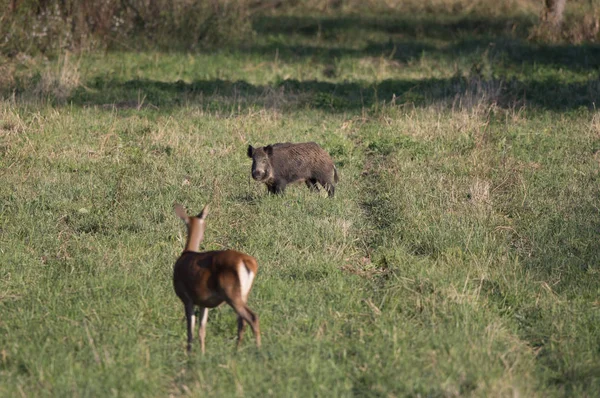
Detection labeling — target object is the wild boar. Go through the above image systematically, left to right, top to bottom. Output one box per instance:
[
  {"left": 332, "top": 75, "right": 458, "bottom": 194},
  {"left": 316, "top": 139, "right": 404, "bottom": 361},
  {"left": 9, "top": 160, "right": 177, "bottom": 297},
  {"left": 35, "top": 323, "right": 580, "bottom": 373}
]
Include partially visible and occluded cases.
[{"left": 247, "top": 142, "right": 339, "bottom": 197}]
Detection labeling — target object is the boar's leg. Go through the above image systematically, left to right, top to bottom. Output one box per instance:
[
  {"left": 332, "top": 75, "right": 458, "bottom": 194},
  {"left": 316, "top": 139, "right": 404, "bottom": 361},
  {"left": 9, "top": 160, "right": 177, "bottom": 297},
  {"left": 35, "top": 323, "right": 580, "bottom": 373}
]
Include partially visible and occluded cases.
[
  {"left": 317, "top": 175, "right": 336, "bottom": 198},
  {"left": 305, "top": 178, "right": 320, "bottom": 193},
  {"left": 267, "top": 182, "right": 287, "bottom": 195},
  {"left": 273, "top": 183, "right": 287, "bottom": 194},
  {"left": 325, "top": 184, "right": 335, "bottom": 198}
]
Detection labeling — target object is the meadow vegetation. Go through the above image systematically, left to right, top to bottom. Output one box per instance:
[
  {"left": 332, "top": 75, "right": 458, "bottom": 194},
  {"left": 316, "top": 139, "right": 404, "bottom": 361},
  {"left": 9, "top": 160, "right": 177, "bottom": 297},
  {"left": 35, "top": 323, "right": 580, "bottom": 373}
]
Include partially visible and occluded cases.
[{"left": 1, "top": 0, "right": 600, "bottom": 396}]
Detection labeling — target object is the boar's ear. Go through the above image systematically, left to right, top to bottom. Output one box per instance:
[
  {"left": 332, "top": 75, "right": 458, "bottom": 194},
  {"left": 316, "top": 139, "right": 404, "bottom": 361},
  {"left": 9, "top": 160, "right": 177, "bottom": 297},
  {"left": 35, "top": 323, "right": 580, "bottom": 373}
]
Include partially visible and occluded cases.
[
  {"left": 247, "top": 145, "right": 254, "bottom": 158},
  {"left": 265, "top": 145, "right": 273, "bottom": 156}
]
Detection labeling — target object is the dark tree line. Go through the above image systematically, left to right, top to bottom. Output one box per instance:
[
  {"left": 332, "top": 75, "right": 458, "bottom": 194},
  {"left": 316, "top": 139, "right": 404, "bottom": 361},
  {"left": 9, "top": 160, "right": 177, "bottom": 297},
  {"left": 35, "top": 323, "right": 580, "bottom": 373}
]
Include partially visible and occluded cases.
[{"left": 1, "top": 0, "right": 264, "bottom": 54}]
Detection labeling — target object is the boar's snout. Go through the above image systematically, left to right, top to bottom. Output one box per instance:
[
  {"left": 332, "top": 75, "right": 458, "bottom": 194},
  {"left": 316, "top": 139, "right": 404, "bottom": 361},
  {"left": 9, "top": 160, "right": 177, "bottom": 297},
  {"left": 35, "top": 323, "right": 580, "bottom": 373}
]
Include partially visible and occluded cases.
[
  {"left": 251, "top": 159, "right": 269, "bottom": 180},
  {"left": 252, "top": 169, "right": 265, "bottom": 180}
]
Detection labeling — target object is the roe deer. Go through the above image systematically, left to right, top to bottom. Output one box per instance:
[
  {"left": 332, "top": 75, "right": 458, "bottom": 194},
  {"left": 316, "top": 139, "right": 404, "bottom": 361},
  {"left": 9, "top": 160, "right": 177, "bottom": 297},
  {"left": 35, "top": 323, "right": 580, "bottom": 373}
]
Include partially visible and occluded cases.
[{"left": 173, "top": 204, "right": 260, "bottom": 353}]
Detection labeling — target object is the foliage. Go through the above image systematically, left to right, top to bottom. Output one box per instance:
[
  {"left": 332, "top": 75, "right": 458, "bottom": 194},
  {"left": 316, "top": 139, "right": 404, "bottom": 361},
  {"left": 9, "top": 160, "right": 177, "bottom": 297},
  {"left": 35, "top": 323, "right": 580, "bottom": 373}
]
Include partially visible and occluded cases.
[{"left": 0, "top": 0, "right": 255, "bottom": 55}]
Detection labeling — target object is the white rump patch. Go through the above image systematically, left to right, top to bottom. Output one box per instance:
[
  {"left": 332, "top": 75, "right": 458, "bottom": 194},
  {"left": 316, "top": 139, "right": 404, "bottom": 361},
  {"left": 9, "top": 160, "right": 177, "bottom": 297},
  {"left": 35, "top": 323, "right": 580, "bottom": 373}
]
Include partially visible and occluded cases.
[{"left": 238, "top": 262, "right": 255, "bottom": 302}]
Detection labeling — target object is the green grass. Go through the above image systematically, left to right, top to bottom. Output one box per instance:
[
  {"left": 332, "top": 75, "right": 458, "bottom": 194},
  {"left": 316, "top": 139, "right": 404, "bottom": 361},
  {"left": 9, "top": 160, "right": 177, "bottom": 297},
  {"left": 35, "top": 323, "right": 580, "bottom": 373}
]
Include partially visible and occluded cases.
[{"left": 2, "top": 3, "right": 600, "bottom": 397}]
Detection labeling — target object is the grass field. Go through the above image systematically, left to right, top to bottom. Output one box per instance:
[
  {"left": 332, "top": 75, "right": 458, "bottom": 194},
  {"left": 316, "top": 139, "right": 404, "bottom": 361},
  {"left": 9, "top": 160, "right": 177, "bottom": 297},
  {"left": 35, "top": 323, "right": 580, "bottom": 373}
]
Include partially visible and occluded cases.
[{"left": 1, "top": 2, "right": 600, "bottom": 397}]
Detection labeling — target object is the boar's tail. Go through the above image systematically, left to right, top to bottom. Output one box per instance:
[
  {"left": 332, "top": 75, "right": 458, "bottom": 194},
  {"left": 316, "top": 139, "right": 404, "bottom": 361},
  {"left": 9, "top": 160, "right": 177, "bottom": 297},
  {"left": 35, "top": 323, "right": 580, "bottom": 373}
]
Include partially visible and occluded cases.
[{"left": 333, "top": 166, "right": 339, "bottom": 183}]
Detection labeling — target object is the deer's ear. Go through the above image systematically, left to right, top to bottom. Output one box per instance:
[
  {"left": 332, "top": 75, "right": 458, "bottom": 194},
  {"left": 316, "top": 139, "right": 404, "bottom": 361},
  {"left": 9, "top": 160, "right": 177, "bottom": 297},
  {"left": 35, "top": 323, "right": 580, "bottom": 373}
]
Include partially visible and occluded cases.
[
  {"left": 247, "top": 145, "right": 254, "bottom": 158},
  {"left": 174, "top": 203, "right": 189, "bottom": 224},
  {"left": 197, "top": 204, "right": 209, "bottom": 220}
]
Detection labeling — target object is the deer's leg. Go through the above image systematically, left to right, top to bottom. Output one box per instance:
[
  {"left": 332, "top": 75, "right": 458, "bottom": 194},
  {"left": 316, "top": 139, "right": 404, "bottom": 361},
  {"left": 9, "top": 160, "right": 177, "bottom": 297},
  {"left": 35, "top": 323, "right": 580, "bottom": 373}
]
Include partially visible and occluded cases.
[
  {"left": 229, "top": 300, "right": 261, "bottom": 348},
  {"left": 185, "top": 301, "right": 195, "bottom": 353},
  {"left": 197, "top": 307, "right": 208, "bottom": 354},
  {"left": 237, "top": 316, "right": 246, "bottom": 349}
]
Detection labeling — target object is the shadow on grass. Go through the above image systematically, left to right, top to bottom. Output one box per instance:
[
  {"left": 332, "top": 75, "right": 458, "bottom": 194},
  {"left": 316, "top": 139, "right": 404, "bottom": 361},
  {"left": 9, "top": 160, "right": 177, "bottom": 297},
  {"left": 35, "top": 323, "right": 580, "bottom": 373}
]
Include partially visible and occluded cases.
[
  {"left": 249, "top": 14, "right": 600, "bottom": 71},
  {"left": 252, "top": 14, "right": 534, "bottom": 39},
  {"left": 241, "top": 39, "right": 600, "bottom": 72},
  {"left": 69, "top": 75, "right": 600, "bottom": 112}
]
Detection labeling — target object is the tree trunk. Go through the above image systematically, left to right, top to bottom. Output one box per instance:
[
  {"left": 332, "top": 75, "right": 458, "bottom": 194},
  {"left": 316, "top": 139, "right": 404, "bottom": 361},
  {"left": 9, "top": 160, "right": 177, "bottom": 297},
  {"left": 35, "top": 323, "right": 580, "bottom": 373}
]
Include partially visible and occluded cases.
[{"left": 544, "top": 0, "right": 567, "bottom": 27}]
